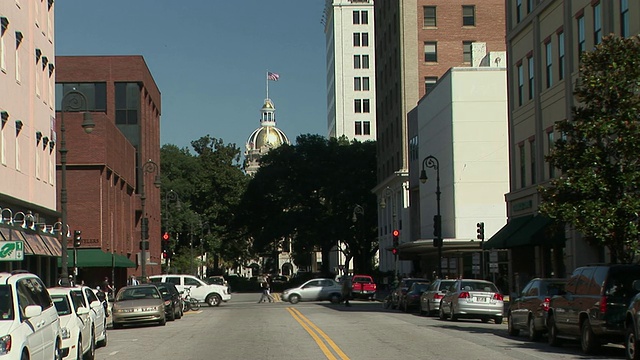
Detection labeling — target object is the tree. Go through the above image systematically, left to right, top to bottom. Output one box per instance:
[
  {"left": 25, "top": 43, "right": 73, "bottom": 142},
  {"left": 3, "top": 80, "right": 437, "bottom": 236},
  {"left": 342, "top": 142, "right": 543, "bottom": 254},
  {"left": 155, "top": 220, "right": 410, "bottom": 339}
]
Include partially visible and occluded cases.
[{"left": 540, "top": 35, "right": 640, "bottom": 263}]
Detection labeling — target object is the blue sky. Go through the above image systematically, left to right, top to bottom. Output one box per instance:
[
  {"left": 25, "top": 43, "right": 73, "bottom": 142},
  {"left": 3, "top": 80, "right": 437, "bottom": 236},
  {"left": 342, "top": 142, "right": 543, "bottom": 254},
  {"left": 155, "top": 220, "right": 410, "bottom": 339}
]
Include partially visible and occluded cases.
[{"left": 55, "top": 1, "right": 328, "bottom": 152}]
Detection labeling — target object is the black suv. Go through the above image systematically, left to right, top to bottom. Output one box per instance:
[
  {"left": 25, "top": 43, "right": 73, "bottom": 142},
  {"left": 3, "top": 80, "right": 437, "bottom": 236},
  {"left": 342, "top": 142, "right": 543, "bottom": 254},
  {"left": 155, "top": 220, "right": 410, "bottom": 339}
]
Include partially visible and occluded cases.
[{"left": 547, "top": 264, "right": 640, "bottom": 354}]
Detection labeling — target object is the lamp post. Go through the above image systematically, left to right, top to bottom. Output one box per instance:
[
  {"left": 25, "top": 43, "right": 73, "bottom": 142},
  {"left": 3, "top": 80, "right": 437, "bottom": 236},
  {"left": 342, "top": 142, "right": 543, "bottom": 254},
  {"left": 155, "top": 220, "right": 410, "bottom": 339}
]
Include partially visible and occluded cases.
[
  {"left": 59, "top": 90, "right": 95, "bottom": 286},
  {"left": 419, "top": 155, "right": 442, "bottom": 278},
  {"left": 140, "top": 159, "right": 160, "bottom": 282},
  {"left": 379, "top": 186, "right": 398, "bottom": 279},
  {"left": 164, "top": 190, "right": 181, "bottom": 273},
  {"left": 200, "top": 222, "right": 210, "bottom": 278}
]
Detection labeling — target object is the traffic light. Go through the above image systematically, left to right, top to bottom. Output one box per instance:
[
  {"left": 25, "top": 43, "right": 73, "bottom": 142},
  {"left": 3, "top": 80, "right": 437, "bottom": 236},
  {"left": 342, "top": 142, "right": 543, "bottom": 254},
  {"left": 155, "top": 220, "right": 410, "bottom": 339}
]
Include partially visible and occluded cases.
[
  {"left": 433, "top": 215, "right": 441, "bottom": 238},
  {"left": 477, "top": 222, "right": 485, "bottom": 240},
  {"left": 392, "top": 229, "right": 400, "bottom": 248},
  {"left": 73, "top": 230, "right": 81, "bottom": 248},
  {"left": 162, "top": 232, "right": 170, "bottom": 241},
  {"left": 391, "top": 248, "right": 398, "bottom": 255},
  {"left": 162, "top": 251, "right": 168, "bottom": 259}
]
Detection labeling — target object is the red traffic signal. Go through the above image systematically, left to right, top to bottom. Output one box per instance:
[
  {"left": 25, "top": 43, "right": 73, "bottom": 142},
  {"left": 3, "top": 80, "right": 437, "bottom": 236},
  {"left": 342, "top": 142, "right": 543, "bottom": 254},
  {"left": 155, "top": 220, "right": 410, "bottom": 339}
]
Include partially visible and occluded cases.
[
  {"left": 392, "top": 229, "right": 400, "bottom": 237},
  {"left": 162, "top": 232, "right": 169, "bottom": 241},
  {"left": 392, "top": 248, "right": 398, "bottom": 255},
  {"left": 162, "top": 251, "right": 168, "bottom": 259}
]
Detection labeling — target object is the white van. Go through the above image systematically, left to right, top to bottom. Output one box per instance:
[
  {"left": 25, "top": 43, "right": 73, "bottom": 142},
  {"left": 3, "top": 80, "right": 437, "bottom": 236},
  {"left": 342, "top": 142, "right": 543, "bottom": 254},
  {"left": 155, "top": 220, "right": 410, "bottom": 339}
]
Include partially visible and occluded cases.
[{"left": 148, "top": 274, "right": 231, "bottom": 306}]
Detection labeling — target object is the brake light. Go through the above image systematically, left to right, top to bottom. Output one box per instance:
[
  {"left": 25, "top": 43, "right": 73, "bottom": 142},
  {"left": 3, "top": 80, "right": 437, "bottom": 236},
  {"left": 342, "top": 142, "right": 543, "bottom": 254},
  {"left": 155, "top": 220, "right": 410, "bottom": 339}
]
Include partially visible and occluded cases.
[
  {"left": 459, "top": 291, "right": 470, "bottom": 299},
  {"left": 434, "top": 293, "right": 444, "bottom": 300},
  {"left": 493, "top": 293, "right": 504, "bottom": 301},
  {"left": 600, "top": 296, "right": 607, "bottom": 314},
  {"left": 541, "top": 297, "right": 551, "bottom": 312}
]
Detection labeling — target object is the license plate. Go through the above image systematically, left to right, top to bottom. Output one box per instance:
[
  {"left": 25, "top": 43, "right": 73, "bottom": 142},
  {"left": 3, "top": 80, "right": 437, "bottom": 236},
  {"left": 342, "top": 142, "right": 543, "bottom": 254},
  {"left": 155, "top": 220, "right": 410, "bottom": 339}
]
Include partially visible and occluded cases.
[{"left": 473, "top": 297, "right": 488, "bottom": 302}]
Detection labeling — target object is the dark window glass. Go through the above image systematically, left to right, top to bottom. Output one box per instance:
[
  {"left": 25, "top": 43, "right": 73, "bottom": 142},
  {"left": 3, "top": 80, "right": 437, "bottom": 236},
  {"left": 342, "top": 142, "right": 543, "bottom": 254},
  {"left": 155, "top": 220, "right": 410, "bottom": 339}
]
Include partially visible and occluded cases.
[
  {"left": 516, "top": 0, "right": 522, "bottom": 22},
  {"left": 621, "top": 0, "right": 629, "bottom": 37},
  {"left": 593, "top": 3, "right": 602, "bottom": 45},
  {"left": 462, "top": 5, "right": 475, "bottom": 26},
  {"left": 423, "top": 6, "right": 436, "bottom": 27},
  {"left": 361, "top": 10, "right": 368, "bottom": 24},
  {"left": 353, "top": 11, "right": 360, "bottom": 24},
  {"left": 578, "top": 16, "right": 586, "bottom": 54},
  {"left": 558, "top": 32, "right": 565, "bottom": 80},
  {"left": 353, "top": 33, "right": 360, "bottom": 47},
  {"left": 362, "top": 33, "right": 369, "bottom": 46},
  {"left": 463, "top": 41, "right": 473, "bottom": 63},
  {"left": 424, "top": 42, "right": 437, "bottom": 62},
  {"left": 354, "top": 55, "right": 361, "bottom": 69},
  {"left": 362, "top": 55, "right": 369, "bottom": 69},
  {"left": 517, "top": 64, "right": 524, "bottom": 106},
  {"left": 425, "top": 76, "right": 438, "bottom": 94},
  {"left": 354, "top": 77, "right": 361, "bottom": 91},
  {"left": 362, "top": 77, "right": 370, "bottom": 91},
  {"left": 56, "top": 82, "right": 106, "bottom": 112},
  {"left": 115, "top": 82, "right": 140, "bottom": 125},
  {"left": 354, "top": 99, "right": 362, "bottom": 113},
  {"left": 363, "top": 99, "right": 370, "bottom": 113},
  {"left": 355, "top": 121, "right": 362, "bottom": 135},
  {"left": 363, "top": 121, "right": 370, "bottom": 135},
  {"left": 575, "top": 267, "right": 595, "bottom": 295}
]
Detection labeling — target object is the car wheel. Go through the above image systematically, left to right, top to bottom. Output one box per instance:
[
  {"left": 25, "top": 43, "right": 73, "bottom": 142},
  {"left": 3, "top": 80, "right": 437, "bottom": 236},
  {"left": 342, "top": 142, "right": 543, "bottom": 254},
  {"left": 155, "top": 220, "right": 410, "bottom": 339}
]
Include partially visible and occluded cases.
[
  {"left": 329, "top": 293, "right": 341, "bottom": 304},
  {"left": 206, "top": 294, "right": 222, "bottom": 307},
  {"left": 290, "top": 294, "right": 301, "bottom": 304},
  {"left": 383, "top": 296, "right": 391, "bottom": 309},
  {"left": 439, "top": 304, "right": 447, "bottom": 320},
  {"left": 450, "top": 305, "right": 458, "bottom": 321},
  {"left": 508, "top": 313, "right": 519, "bottom": 336},
  {"left": 547, "top": 314, "right": 562, "bottom": 347},
  {"left": 528, "top": 315, "right": 541, "bottom": 341},
  {"left": 159, "top": 316, "right": 166, "bottom": 326},
  {"left": 481, "top": 316, "right": 489, "bottom": 323},
  {"left": 494, "top": 316, "right": 503, "bottom": 325},
  {"left": 581, "top": 320, "right": 600, "bottom": 354},
  {"left": 627, "top": 325, "right": 639, "bottom": 360},
  {"left": 84, "top": 331, "right": 95, "bottom": 360},
  {"left": 76, "top": 336, "right": 83, "bottom": 360},
  {"left": 54, "top": 340, "right": 62, "bottom": 360},
  {"left": 22, "top": 349, "right": 30, "bottom": 360}
]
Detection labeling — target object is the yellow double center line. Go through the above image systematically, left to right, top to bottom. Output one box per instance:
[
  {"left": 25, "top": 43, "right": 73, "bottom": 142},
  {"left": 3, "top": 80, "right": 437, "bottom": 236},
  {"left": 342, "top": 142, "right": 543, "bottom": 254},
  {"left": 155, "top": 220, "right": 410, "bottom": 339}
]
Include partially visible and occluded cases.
[{"left": 286, "top": 307, "right": 350, "bottom": 360}]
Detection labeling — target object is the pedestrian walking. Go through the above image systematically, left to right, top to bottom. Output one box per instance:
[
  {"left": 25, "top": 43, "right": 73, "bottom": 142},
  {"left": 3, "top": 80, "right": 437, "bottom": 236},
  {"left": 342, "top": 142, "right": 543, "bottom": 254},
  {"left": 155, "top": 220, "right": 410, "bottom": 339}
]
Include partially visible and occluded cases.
[
  {"left": 128, "top": 275, "right": 139, "bottom": 286},
  {"left": 342, "top": 275, "right": 352, "bottom": 307},
  {"left": 103, "top": 277, "right": 114, "bottom": 298},
  {"left": 257, "top": 277, "right": 274, "bottom": 303}
]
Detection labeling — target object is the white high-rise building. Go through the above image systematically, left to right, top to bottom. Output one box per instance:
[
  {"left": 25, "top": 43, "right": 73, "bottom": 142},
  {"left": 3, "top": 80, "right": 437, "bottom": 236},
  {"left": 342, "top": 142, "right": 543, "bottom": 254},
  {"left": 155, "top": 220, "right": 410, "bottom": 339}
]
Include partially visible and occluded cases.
[{"left": 323, "top": 0, "right": 376, "bottom": 142}]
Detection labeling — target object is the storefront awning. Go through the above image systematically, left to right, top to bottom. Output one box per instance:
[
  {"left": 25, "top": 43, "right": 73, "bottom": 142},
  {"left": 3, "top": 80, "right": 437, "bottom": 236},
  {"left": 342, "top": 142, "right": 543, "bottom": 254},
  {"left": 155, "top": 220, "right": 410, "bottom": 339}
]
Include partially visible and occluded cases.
[
  {"left": 482, "top": 215, "right": 532, "bottom": 250},
  {"left": 483, "top": 215, "right": 564, "bottom": 249},
  {"left": 0, "top": 227, "right": 55, "bottom": 256},
  {"left": 40, "top": 235, "right": 62, "bottom": 257},
  {"left": 57, "top": 249, "right": 136, "bottom": 268}
]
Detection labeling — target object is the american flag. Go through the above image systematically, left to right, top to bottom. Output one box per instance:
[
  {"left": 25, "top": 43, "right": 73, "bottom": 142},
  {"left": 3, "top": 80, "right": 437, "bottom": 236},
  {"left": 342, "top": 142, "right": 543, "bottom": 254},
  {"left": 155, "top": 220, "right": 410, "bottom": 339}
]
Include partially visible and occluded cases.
[{"left": 267, "top": 72, "right": 280, "bottom": 81}]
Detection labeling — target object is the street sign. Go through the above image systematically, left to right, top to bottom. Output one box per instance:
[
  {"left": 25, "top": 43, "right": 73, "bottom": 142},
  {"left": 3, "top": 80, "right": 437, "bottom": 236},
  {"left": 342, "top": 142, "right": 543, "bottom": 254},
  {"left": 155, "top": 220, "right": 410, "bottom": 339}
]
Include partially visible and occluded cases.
[
  {"left": 0, "top": 241, "right": 24, "bottom": 261},
  {"left": 490, "top": 250, "right": 499, "bottom": 262},
  {"left": 472, "top": 253, "right": 480, "bottom": 265},
  {"left": 489, "top": 262, "right": 499, "bottom": 273},
  {"left": 472, "top": 265, "right": 480, "bottom": 275}
]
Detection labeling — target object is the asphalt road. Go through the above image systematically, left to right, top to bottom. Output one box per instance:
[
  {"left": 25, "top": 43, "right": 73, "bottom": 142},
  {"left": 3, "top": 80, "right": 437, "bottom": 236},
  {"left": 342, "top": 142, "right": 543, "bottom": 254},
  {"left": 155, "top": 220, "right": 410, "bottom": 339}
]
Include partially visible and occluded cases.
[{"left": 93, "top": 293, "right": 626, "bottom": 360}]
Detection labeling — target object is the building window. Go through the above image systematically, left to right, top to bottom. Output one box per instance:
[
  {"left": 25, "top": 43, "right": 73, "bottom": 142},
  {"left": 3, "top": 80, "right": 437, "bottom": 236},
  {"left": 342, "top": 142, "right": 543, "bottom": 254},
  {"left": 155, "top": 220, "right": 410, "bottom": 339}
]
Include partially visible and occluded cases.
[
  {"left": 516, "top": 0, "right": 522, "bottom": 22},
  {"left": 527, "top": 0, "right": 533, "bottom": 13},
  {"left": 621, "top": 0, "right": 629, "bottom": 37},
  {"left": 593, "top": 3, "right": 602, "bottom": 45},
  {"left": 462, "top": 5, "right": 475, "bottom": 26},
  {"left": 423, "top": 6, "right": 436, "bottom": 27},
  {"left": 353, "top": 11, "right": 360, "bottom": 24},
  {"left": 361, "top": 11, "right": 368, "bottom": 24},
  {"left": 577, "top": 15, "right": 585, "bottom": 55},
  {"left": 0, "top": 18, "right": 6, "bottom": 72},
  {"left": 558, "top": 31, "right": 565, "bottom": 80},
  {"left": 15, "top": 32, "right": 22, "bottom": 83},
  {"left": 353, "top": 33, "right": 361, "bottom": 47},
  {"left": 362, "top": 33, "right": 369, "bottom": 47},
  {"left": 463, "top": 41, "right": 473, "bottom": 63},
  {"left": 545, "top": 41, "right": 553, "bottom": 88},
  {"left": 424, "top": 42, "right": 437, "bottom": 62},
  {"left": 354, "top": 55, "right": 361, "bottom": 69},
  {"left": 362, "top": 55, "right": 369, "bottom": 69},
  {"left": 528, "top": 56, "right": 534, "bottom": 100},
  {"left": 517, "top": 63, "right": 524, "bottom": 106},
  {"left": 425, "top": 76, "right": 438, "bottom": 94},
  {"left": 354, "top": 77, "right": 361, "bottom": 91},
  {"left": 362, "top": 77, "right": 370, "bottom": 91},
  {"left": 115, "top": 82, "right": 140, "bottom": 125},
  {"left": 56, "top": 83, "right": 107, "bottom": 112},
  {"left": 354, "top": 99, "right": 362, "bottom": 113},
  {"left": 363, "top": 99, "right": 370, "bottom": 113},
  {"left": 355, "top": 121, "right": 371, "bottom": 136},
  {"left": 547, "top": 131, "right": 555, "bottom": 178},
  {"left": 530, "top": 139, "right": 536, "bottom": 184},
  {"left": 519, "top": 143, "right": 526, "bottom": 188}
]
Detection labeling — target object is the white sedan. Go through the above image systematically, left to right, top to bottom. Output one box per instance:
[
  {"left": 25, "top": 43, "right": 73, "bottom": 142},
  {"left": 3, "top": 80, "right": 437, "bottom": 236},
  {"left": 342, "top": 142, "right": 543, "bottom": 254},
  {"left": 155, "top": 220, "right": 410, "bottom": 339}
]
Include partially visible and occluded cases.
[{"left": 50, "top": 288, "right": 94, "bottom": 360}]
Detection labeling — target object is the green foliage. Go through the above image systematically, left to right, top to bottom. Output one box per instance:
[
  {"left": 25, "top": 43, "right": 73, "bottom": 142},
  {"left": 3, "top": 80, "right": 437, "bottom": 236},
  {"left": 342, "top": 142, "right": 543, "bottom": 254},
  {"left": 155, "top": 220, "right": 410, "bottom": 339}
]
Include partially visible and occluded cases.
[{"left": 539, "top": 35, "right": 640, "bottom": 263}]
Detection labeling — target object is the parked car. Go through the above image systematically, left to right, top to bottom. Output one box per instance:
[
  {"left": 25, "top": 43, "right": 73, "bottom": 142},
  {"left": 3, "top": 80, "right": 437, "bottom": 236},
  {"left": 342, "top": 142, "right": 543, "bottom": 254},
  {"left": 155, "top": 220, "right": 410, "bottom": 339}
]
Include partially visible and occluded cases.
[
  {"left": 547, "top": 264, "right": 640, "bottom": 354},
  {"left": 0, "top": 271, "right": 63, "bottom": 359},
  {"left": 149, "top": 274, "right": 231, "bottom": 306},
  {"left": 351, "top": 275, "right": 377, "bottom": 300},
  {"left": 281, "top": 278, "right": 343, "bottom": 304},
  {"left": 390, "top": 278, "right": 429, "bottom": 309},
  {"left": 507, "top": 278, "right": 567, "bottom": 341},
  {"left": 420, "top": 279, "right": 455, "bottom": 316},
  {"left": 439, "top": 279, "right": 504, "bottom": 324},
  {"left": 623, "top": 281, "right": 640, "bottom": 360},
  {"left": 155, "top": 282, "right": 183, "bottom": 321},
  {"left": 399, "top": 282, "right": 430, "bottom": 313},
  {"left": 111, "top": 284, "right": 166, "bottom": 329},
  {"left": 74, "top": 285, "right": 107, "bottom": 348},
  {"left": 49, "top": 287, "right": 95, "bottom": 360},
  {"left": 92, "top": 288, "right": 110, "bottom": 318}
]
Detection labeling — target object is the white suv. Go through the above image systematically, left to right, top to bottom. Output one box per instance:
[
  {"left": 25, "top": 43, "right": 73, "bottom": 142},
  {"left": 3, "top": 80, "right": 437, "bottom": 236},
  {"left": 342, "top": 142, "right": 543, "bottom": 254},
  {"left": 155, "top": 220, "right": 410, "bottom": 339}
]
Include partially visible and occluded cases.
[
  {"left": 0, "top": 271, "right": 63, "bottom": 360},
  {"left": 148, "top": 274, "right": 231, "bottom": 306}
]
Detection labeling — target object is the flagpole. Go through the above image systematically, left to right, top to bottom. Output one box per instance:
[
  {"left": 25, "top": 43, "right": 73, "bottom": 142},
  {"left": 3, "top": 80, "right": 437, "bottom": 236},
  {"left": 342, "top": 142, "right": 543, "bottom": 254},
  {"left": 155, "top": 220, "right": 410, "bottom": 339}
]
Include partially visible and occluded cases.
[{"left": 266, "top": 70, "right": 269, "bottom": 99}]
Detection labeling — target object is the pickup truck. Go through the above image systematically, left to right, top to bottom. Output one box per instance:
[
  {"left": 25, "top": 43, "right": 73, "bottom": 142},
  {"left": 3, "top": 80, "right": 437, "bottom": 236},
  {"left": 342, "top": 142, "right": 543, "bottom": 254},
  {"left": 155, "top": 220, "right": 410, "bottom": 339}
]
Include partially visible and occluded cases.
[{"left": 351, "top": 275, "right": 377, "bottom": 300}]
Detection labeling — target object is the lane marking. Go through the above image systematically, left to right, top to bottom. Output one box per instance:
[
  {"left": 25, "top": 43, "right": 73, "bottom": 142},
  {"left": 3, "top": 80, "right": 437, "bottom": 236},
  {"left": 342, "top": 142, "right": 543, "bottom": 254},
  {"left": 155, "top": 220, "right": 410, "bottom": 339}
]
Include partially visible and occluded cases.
[{"left": 287, "top": 307, "right": 350, "bottom": 360}]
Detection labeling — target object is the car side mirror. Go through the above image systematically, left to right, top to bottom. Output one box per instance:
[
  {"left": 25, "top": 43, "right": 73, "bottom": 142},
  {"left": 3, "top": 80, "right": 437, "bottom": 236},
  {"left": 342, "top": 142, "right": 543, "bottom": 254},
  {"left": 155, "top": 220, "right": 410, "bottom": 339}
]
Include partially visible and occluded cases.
[{"left": 77, "top": 307, "right": 90, "bottom": 315}]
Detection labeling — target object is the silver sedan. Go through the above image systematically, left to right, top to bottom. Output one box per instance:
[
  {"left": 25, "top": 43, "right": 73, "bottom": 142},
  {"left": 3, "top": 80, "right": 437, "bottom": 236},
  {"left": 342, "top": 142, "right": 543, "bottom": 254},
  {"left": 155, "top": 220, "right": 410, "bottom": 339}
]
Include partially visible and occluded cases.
[
  {"left": 281, "top": 278, "right": 342, "bottom": 304},
  {"left": 419, "top": 279, "right": 455, "bottom": 316},
  {"left": 439, "top": 279, "right": 504, "bottom": 324},
  {"left": 111, "top": 285, "right": 166, "bottom": 329}
]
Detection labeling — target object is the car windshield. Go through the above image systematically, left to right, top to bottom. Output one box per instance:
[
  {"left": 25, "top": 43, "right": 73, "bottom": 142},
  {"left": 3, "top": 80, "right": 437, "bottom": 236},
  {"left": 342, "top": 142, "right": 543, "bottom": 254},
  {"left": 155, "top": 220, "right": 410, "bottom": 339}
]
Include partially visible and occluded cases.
[
  {"left": 439, "top": 280, "right": 455, "bottom": 290},
  {"left": 460, "top": 281, "right": 499, "bottom": 292},
  {"left": 412, "top": 283, "right": 430, "bottom": 293},
  {"left": 0, "top": 286, "right": 14, "bottom": 320},
  {"left": 117, "top": 286, "right": 160, "bottom": 301},
  {"left": 52, "top": 295, "right": 72, "bottom": 316}
]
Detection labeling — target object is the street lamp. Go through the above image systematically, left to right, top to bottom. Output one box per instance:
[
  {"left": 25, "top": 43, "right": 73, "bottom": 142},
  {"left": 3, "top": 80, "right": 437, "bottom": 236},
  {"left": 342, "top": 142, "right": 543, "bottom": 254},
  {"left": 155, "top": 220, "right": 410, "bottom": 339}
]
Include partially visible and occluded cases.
[
  {"left": 59, "top": 90, "right": 95, "bottom": 286},
  {"left": 419, "top": 155, "right": 442, "bottom": 278},
  {"left": 140, "top": 159, "right": 160, "bottom": 282},
  {"left": 379, "top": 186, "right": 398, "bottom": 279}
]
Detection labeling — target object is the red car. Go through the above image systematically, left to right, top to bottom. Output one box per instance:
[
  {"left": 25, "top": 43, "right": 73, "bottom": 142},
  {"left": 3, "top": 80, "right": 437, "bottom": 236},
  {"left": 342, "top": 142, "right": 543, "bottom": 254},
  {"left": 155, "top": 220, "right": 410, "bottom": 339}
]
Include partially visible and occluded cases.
[{"left": 351, "top": 275, "right": 377, "bottom": 300}]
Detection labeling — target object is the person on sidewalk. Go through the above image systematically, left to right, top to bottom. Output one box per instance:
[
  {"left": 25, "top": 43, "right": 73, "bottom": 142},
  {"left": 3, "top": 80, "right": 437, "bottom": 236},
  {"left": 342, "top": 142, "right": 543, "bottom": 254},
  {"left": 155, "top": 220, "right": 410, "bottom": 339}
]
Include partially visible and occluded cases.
[{"left": 342, "top": 275, "right": 352, "bottom": 307}]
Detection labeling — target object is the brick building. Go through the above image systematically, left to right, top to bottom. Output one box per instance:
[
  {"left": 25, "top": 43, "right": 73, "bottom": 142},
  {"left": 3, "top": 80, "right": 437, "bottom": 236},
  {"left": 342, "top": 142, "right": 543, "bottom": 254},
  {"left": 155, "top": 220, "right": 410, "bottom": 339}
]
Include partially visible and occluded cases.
[{"left": 55, "top": 56, "right": 162, "bottom": 289}]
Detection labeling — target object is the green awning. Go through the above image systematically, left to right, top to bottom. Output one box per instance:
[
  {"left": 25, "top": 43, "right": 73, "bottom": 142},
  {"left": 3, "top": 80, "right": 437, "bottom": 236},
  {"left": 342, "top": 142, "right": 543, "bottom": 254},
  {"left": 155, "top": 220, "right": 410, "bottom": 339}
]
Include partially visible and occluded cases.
[
  {"left": 482, "top": 215, "right": 532, "bottom": 250},
  {"left": 508, "top": 215, "right": 565, "bottom": 248},
  {"left": 57, "top": 249, "right": 135, "bottom": 268}
]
